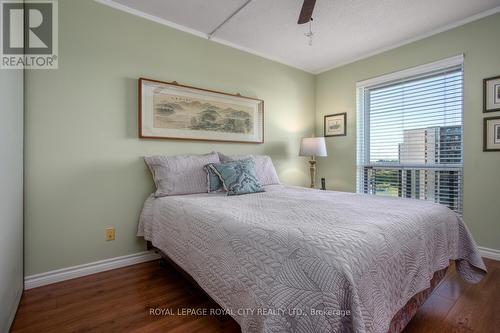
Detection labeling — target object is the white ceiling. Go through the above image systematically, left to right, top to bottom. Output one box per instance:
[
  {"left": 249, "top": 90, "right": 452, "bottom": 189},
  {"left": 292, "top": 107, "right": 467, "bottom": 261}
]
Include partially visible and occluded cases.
[{"left": 98, "top": 0, "right": 500, "bottom": 74}]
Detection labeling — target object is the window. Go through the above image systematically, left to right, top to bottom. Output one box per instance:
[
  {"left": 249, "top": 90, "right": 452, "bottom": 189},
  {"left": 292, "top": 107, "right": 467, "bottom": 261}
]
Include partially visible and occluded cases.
[{"left": 356, "top": 56, "right": 464, "bottom": 214}]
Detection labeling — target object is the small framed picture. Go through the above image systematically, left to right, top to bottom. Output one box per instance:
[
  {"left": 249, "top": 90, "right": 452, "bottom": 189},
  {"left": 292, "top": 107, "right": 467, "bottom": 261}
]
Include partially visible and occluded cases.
[
  {"left": 483, "top": 75, "right": 500, "bottom": 113},
  {"left": 324, "top": 113, "right": 346, "bottom": 137},
  {"left": 483, "top": 116, "right": 500, "bottom": 151}
]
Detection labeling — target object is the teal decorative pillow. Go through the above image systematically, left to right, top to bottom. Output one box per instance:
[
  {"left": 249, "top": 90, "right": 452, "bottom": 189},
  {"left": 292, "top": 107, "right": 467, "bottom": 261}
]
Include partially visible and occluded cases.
[
  {"left": 208, "top": 159, "right": 264, "bottom": 196},
  {"left": 204, "top": 163, "right": 223, "bottom": 192}
]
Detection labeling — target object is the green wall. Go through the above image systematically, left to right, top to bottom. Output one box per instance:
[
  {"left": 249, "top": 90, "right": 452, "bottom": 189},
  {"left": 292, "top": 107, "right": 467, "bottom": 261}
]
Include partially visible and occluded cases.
[
  {"left": 25, "top": 0, "right": 315, "bottom": 275},
  {"left": 315, "top": 13, "right": 500, "bottom": 251}
]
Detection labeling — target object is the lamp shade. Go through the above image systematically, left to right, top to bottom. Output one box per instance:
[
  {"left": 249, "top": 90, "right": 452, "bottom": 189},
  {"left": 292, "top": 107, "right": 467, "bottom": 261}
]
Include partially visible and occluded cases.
[{"left": 299, "top": 137, "right": 327, "bottom": 157}]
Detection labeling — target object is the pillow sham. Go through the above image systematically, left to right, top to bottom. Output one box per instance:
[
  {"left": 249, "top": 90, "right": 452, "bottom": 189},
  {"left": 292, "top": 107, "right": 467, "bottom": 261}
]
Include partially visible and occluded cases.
[
  {"left": 145, "top": 152, "right": 220, "bottom": 197},
  {"left": 217, "top": 153, "right": 280, "bottom": 186},
  {"left": 208, "top": 158, "right": 264, "bottom": 196}
]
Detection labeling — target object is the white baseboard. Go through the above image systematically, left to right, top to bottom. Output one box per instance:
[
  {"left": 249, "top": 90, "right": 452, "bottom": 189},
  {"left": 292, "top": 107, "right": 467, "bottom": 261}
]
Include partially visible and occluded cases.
[
  {"left": 23, "top": 246, "right": 498, "bottom": 290},
  {"left": 478, "top": 246, "right": 500, "bottom": 261},
  {"left": 24, "top": 251, "right": 161, "bottom": 290}
]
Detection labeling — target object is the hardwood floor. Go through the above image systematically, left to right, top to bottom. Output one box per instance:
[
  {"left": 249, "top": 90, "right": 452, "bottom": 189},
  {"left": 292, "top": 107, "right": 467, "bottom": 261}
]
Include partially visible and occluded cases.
[{"left": 11, "top": 258, "right": 499, "bottom": 333}]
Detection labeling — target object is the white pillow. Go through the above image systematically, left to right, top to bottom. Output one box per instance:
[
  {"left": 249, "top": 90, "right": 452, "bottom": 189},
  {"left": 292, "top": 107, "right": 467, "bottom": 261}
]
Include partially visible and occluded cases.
[
  {"left": 145, "top": 152, "right": 220, "bottom": 197},
  {"left": 218, "top": 153, "right": 280, "bottom": 186}
]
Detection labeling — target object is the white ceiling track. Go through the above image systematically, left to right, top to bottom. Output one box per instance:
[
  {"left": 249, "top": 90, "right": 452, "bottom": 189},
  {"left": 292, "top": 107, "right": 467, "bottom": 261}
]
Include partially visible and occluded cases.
[{"left": 207, "top": 0, "right": 253, "bottom": 40}]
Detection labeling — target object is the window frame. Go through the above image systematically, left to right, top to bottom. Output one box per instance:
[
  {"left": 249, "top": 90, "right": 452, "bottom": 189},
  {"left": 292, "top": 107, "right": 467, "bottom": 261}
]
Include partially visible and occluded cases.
[{"left": 356, "top": 55, "right": 465, "bottom": 214}]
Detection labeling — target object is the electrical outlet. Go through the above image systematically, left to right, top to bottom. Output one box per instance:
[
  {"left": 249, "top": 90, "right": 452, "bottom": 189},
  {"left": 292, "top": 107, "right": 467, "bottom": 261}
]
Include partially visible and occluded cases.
[{"left": 105, "top": 227, "right": 115, "bottom": 241}]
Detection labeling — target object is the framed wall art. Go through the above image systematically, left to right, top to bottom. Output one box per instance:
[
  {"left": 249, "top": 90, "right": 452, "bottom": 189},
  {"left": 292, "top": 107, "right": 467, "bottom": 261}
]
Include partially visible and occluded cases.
[
  {"left": 483, "top": 75, "right": 500, "bottom": 113},
  {"left": 139, "top": 78, "right": 264, "bottom": 143},
  {"left": 324, "top": 112, "right": 346, "bottom": 137},
  {"left": 483, "top": 116, "right": 500, "bottom": 152}
]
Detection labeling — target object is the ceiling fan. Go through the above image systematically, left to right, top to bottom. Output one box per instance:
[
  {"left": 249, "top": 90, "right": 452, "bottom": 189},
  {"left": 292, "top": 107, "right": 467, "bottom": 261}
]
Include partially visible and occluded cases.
[
  {"left": 208, "top": 0, "right": 317, "bottom": 45},
  {"left": 297, "top": 0, "right": 316, "bottom": 24}
]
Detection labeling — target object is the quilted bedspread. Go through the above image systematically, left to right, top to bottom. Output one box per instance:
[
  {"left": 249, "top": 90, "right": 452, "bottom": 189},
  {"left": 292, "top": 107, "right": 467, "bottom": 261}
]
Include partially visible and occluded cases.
[{"left": 138, "top": 185, "right": 486, "bottom": 333}]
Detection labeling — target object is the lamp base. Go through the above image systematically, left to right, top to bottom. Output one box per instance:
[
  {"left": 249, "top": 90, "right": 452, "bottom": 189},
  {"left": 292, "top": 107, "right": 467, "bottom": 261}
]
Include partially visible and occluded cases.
[{"left": 308, "top": 157, "right": 316, "bottom": 188}]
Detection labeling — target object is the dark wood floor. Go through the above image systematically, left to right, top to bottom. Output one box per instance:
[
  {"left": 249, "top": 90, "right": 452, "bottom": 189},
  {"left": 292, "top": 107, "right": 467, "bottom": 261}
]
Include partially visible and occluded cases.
[{"left": 11, "top": 258, "right": 499, "bottom": 333}]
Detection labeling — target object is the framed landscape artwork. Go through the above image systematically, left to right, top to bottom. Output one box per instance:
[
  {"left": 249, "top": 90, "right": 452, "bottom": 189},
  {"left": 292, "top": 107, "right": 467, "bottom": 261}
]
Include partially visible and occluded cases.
[
  {"left": 483, "top": 75, "right": 500, "bottom": 113},
  {"left": 139, "top": 78, "right": 264, "bottom": 143},
  {"left": 324, "top": 112, "right": 346, "bottom": 137},
  {"left": 483, "top": 116, "right": 500, "bottom": 152}
]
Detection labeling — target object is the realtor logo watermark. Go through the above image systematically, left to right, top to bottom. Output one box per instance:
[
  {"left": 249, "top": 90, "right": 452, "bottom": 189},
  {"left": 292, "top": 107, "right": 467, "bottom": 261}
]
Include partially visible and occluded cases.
[{"left": 1, "top": 0, "right": 58, "bottom": 69}]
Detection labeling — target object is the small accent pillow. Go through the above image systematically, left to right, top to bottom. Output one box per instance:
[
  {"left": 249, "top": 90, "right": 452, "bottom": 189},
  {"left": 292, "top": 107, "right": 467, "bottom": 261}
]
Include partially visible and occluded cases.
[
  {"left": 145, "top": 152, "right": 220, "bottom": 197},
  {"left": 218, "top": 153, "right": 280, "bottom": 186},
  {"left": 208, "top": 159, "right": 264, "bottom": 196},
  {"left": 204, "top": 163, "right": 223, "bottom": 193}
]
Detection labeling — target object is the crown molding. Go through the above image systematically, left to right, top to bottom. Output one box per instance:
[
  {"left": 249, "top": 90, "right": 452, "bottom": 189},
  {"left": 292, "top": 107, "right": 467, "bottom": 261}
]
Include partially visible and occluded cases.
[{"left": 314, "top": 6, "right": 500, "bottom": 74}]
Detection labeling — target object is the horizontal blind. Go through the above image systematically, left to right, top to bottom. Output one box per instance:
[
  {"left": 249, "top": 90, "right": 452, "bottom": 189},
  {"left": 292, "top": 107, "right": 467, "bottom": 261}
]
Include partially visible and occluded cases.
[{"left": 357, "top": 61, "right": 463, "bottom": 214}]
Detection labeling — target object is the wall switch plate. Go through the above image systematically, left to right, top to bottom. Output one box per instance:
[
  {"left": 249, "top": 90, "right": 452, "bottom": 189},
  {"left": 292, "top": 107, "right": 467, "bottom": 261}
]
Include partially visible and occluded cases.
[{"left": 105, "top": 227, "right": 115, "bottom": 241}]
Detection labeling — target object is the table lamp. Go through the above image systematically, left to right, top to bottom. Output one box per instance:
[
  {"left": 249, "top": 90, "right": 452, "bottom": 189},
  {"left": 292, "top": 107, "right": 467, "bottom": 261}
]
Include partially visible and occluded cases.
[{"left": 299, "top": 137, "right": 327, "bottom": 188}]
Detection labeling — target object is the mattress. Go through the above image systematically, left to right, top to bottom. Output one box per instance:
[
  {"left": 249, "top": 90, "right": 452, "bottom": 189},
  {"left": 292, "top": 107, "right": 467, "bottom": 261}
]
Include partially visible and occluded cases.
[{"left": 138, "top": 185, "right": 486, "bottom": 333}]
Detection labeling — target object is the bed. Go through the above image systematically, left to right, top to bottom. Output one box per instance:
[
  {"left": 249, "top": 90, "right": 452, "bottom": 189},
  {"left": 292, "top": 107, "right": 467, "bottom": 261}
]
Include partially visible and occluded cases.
[{"left": 138, "top": 185, "right": 486, "bottom": 333}]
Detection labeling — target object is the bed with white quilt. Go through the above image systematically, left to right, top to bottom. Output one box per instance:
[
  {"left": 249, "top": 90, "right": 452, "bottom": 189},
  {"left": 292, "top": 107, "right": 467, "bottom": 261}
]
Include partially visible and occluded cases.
[{"left": 138, "top": 180, "right": 486, "bottom": 333}]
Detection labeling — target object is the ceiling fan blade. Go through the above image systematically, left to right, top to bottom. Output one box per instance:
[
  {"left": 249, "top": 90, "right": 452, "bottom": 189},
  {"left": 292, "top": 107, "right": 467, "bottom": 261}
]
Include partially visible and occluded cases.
[{"left": 297, "top": 0, "right": 316, "bottom": 24}]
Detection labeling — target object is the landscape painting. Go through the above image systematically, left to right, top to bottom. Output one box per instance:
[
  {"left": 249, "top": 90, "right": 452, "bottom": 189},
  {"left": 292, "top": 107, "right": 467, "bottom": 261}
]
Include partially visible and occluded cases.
[
  {"left": 139, "top": 78, "right": 264, "bottom": 143},
  {"left": 153, "top": 93, "right": 254, "bottom": 134}
]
